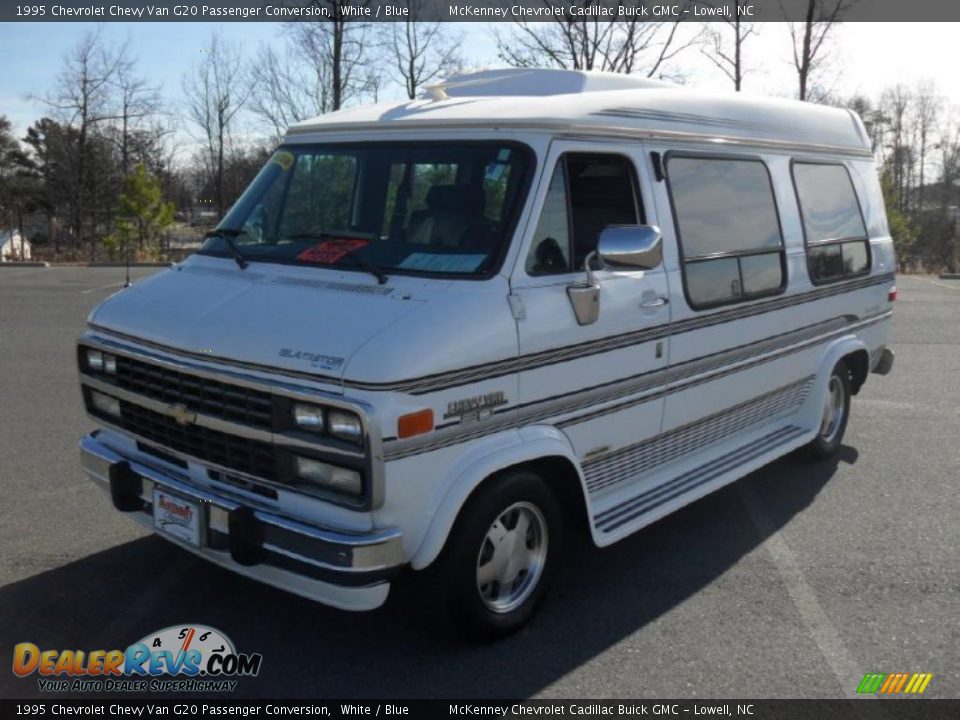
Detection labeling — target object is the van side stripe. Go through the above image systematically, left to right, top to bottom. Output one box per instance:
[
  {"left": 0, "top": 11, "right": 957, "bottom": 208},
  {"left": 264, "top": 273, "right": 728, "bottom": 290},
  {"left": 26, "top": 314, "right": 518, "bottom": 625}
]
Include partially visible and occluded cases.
[
  {"left": 87, "top": 271, "right": 894, "bottom": 395},
  {"left": 395, "top": 271, "right": 895, "bottom": 395},
  {"left": 382, "top": 312, "right": 889, "bottom": 460},
  {"left": 584, "top": 378, "right": 814, "bottom": 496},
  {"left": 595, "top": 425, "right": 808, "bottom": 533}
]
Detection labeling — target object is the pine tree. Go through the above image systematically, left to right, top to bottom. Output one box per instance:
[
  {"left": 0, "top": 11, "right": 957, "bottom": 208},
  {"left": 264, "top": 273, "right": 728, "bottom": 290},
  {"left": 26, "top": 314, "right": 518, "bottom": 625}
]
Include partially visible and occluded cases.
[{"left": 113, "top": 163, "right": 174, "bottom": 258}]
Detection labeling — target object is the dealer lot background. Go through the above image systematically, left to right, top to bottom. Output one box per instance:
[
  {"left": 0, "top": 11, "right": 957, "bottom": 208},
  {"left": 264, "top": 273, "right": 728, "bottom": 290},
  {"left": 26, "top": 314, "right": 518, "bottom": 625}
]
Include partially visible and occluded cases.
[{"left": 0, "top": 267, "right": 957, "bottom": 698}]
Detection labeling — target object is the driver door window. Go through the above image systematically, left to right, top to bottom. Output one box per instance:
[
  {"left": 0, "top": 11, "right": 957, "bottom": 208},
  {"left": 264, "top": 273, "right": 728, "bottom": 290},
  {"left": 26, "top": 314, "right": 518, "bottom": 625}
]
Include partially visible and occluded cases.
[{"left": 526, "top": 154, "right": 642, "bottom": 276}]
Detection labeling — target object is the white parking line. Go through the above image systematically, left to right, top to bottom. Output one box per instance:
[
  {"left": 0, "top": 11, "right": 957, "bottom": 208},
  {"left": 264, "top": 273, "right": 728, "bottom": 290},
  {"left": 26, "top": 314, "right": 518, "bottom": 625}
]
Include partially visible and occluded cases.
[
  {"left": 81, "top": 282, "right": 126, "bottom": 295},
  {"left": 739, "top": 484, "right": 861, "bottom": 698}
]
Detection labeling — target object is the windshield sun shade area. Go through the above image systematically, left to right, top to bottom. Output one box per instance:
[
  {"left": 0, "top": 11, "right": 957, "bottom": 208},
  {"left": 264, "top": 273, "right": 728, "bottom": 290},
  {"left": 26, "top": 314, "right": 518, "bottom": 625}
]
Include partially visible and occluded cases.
[{"left": 199, "top": 142, "right": 533, "bottom": 279}]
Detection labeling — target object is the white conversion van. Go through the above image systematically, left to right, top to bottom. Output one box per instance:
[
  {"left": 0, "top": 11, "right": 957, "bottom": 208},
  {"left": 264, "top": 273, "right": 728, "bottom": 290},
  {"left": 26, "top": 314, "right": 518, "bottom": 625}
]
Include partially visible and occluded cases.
[{"left": 78, "top": 69, "right": 896, "bottom": 638}]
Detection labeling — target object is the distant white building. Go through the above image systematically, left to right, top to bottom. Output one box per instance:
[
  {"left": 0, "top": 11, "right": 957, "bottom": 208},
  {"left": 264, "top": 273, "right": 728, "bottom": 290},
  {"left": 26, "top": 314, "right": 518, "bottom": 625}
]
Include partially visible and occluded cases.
[{"left": 0, "top": 229, "right": 31, "bottom": 261}]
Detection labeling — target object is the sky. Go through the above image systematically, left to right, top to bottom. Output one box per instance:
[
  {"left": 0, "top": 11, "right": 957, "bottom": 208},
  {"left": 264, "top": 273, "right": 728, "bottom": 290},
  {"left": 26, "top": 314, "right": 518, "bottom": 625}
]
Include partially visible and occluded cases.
[{"left": 1, "top": 21, "right": 958, "bottom": 146}]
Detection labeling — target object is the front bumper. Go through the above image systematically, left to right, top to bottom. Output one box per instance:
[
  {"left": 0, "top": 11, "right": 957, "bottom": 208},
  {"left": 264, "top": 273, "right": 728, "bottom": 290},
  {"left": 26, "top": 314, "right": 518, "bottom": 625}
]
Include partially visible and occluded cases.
[{"left": 80, "top": 432, "right": 405, "bottom": 611}]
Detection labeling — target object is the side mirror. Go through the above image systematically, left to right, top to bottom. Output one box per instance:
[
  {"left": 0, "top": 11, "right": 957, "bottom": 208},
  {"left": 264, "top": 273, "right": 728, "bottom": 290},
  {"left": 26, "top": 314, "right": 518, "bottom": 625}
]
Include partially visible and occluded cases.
[
  {"left": 566, "top": 225, "right": 663, "bottom": 327},
  {"left": 596, "top": 225, "right": 663, "bottom": 271}
]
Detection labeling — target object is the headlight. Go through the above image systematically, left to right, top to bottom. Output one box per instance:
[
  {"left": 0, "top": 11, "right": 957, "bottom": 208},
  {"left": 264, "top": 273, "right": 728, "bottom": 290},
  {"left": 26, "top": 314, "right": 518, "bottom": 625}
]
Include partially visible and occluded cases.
[
  {"left": 85, "top": 349, "right": 116, "bottom": 374},
  {"left": 86, "top": 349, "right": 103, "bottom": 372},
  {"left": 89, "top": 390, "right": 121, "bottom": 418},
  {"left": 292, "top": 403, "right": 325, "bottom": 432},
  {"left": 328, "top": 410, "right": 363, "bottom": 443},
  {"left": 294, "top": 456, "right": 362, "bottom": 496}
]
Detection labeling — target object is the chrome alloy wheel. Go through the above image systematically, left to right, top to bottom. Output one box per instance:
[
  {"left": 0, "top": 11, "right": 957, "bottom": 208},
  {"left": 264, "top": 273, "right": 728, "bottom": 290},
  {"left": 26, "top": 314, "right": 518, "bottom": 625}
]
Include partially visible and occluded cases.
[
  {"left": 819, "top": 375, "right": 846, "bottom": 443},
  {"left": 476, "top": 501, "right": 548, "bottom": 614}
]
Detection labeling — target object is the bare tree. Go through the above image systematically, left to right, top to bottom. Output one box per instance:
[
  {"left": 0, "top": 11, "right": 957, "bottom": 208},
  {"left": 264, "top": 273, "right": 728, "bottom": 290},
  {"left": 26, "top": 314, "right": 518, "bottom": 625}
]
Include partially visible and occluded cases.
[
  {"left": 378, "top": 0, "right": 463, "bottom": 99},
  {"left": 785, "top": 0, "right": 853, "bottom": 101},
  {"left": 287, "top": 1, "right": 375, "bottom": 113},
  {"left": 700, "top": 3, "right": 756, "bottom": 91},
  {"left": 494, "top": 4, "right": 699, "bottom": 78},
  {"left": 33, "top": 29, "right": 126, "bottom": 254},
  {"left": 182, "top": 32, "right": 249, "bottom": 218},
  {"left": 247, "top": 45, "right": 327, "bottom": 139},
  {"left": 111, "top": 54, "right": 163, "bottom": 175},
  {"left": 912, "top": 81, "right": 943, "bottom": 212},
  {"left": 880, "top": 85, "right": 913, "bottom": 213},
  {"left": 844, "top": 94, "right": 887, "bottom": 155},
  {"left": 940, "top": 119, "right": 960, "bottom": 194}
]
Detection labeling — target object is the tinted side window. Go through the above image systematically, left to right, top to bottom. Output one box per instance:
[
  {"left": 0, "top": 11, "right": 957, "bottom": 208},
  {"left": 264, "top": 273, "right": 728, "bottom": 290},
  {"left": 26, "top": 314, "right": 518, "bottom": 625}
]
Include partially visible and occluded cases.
[
  {"left": 527, "top": 154, "right": 641, "bottom": 276},
  {"left": 667, "top": 156, "right": 785, "bottom": 309},
  {"left": 792, "top": 162, "right": 871, "bottom": 284},
  {"left": 526, "top": 164, "right": 571, "bottom": 275}
]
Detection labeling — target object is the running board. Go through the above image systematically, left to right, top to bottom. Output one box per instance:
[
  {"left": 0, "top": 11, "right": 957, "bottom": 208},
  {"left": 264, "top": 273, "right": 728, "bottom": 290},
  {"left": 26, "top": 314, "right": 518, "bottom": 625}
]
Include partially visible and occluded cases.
[{"left": 593, "top": 425, "right": 807, "bottom": 536}]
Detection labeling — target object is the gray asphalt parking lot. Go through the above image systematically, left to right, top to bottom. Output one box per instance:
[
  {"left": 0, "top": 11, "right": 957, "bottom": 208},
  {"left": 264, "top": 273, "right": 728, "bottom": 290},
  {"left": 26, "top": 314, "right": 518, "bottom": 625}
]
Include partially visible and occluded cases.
[{"left": 1, "top": 267, "right": 957, "bottom": 700}]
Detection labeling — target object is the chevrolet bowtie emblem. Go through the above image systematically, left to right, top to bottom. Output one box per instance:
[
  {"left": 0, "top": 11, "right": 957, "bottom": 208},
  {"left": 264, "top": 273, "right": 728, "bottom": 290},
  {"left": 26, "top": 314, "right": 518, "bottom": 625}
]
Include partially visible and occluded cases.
[{"left": 167, "top": 403, "right": 196, "bottom": 426}]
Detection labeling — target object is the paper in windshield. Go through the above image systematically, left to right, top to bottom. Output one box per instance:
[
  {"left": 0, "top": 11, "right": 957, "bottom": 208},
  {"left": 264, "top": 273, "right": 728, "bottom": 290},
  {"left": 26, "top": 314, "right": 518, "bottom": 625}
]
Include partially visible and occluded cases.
[{"left": 398, "top": 253, "right": 486, "bottom": 273}]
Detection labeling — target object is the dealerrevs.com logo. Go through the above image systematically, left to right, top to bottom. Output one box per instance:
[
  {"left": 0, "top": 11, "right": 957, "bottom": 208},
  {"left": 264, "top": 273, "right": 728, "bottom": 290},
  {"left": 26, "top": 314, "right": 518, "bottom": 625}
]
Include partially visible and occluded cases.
[{"left": 12, "top": 624, "right": 262, "bottom": 693}]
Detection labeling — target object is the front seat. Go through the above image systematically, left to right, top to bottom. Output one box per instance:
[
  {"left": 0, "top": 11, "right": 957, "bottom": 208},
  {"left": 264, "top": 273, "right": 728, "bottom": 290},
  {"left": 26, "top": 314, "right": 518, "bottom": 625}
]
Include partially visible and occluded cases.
[{"left": 407, "top": 185, "right": 486, "bottom": 247}]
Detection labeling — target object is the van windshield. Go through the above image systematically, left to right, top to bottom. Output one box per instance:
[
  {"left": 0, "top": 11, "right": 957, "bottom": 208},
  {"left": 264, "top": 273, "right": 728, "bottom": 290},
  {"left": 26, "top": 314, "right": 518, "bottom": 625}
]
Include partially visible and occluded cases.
[{"left": 199, "top": 142, "right": 532, "bottom": 279}]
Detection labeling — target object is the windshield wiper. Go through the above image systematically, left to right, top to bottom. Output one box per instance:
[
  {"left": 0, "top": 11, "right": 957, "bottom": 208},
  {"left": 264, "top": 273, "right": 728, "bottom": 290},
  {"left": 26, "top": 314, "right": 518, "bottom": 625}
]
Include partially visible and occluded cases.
[
  {"left": 205, "top": 228, "right": 249, "bottom": 271},
  {"left": 285, "top": 233, "right": 388, "bottom": 285}
]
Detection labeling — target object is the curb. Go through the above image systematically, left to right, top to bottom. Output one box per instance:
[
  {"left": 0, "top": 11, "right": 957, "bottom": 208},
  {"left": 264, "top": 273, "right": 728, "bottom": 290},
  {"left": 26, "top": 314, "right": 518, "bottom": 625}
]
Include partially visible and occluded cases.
[
  {"left": 0, "top": 261, "right": 49, "bottom": 268},
  {"left": 47, "top": 262, "right": 174, "bottom": 268},
  {"left": 82, "top": 262, "right": 173, "bottom": 268},
  {"left": 939, "top": 273, "right": 960, "bottom": 280}
]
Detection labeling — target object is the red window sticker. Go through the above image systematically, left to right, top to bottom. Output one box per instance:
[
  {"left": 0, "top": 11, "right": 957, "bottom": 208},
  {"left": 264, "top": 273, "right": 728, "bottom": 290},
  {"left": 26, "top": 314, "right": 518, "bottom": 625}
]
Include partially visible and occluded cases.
[{"left": 296, "top": 238, "right": 369, "bottom": 264}]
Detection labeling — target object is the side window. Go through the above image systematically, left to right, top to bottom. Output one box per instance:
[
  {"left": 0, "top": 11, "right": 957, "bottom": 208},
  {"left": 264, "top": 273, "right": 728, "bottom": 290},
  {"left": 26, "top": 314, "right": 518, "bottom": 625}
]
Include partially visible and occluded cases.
[
  {"left": 526, "top": 154, "right": 641, "bottom": 276},
  {"left": 667, "top": 155, "right": 785, "bottom": 309},
  {"left": 792, "top": 162, "right": 870, "bottom": 284},
  {"left": 526, "top": 163, "right": 571, "bottom": 274}
]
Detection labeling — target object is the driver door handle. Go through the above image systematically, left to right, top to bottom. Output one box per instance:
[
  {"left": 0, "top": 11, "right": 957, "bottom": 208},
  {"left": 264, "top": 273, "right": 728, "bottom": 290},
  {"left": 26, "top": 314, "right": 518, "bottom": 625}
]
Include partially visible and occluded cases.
[{"left": 641, "top": 296, "right": 669, "bottom": 308}]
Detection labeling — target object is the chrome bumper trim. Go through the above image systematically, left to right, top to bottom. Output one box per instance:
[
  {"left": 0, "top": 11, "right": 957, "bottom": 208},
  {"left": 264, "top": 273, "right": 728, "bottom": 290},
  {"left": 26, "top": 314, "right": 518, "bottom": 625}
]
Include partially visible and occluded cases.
[{"left": 79, "top": 433, "right": 405, "bottom": 577}]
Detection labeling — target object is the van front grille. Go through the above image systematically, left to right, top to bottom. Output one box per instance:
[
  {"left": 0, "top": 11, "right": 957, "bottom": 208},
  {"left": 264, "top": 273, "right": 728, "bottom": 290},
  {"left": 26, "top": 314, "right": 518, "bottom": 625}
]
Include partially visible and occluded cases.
[
  {"left": 113, "top": 355, "right": 274, "bottom": 430},
  {"left": 116, "top": 400, "right": 277, "bottom": 481}
]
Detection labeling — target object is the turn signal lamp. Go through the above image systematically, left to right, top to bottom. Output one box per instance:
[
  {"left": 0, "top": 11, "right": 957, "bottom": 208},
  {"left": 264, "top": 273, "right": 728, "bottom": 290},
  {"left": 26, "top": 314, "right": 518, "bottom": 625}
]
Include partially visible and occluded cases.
[{"left": 398, "top": 409, "right": 434, "bottom": 439}]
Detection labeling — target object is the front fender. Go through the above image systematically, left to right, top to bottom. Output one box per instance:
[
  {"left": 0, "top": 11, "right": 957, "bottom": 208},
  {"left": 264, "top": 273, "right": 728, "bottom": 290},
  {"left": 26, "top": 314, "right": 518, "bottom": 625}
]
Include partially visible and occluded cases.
[{"left": 409, "top": 425, "right": 584, "bottom": 570}]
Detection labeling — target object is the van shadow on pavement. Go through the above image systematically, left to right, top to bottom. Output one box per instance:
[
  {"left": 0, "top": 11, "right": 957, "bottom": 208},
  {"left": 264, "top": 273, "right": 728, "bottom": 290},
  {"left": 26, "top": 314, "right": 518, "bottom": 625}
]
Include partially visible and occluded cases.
[{"left": 1, "top": 447, "right": 857, "bottom": 700}]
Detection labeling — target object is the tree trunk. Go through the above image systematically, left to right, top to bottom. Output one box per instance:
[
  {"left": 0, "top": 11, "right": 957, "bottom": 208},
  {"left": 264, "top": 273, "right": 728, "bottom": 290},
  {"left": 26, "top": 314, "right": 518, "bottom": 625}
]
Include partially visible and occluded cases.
[
  {"left": 799, "top": 2, "right": 815, "bottom": 101},
  {"left": 332, "top": 13, "right": 344, "bottom": 111},
  {"left": 734, "top": 18, "right": 742, "bottom": 92}
]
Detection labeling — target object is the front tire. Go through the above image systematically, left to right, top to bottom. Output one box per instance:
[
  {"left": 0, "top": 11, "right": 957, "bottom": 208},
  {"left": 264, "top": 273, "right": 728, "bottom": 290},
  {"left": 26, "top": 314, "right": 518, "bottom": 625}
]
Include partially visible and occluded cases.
[
  {"left": 800, "top": 360, "right": 851, "bottom": 461},
  {"left": 441, "top": 469, "right": 561, "bottom": 641}
]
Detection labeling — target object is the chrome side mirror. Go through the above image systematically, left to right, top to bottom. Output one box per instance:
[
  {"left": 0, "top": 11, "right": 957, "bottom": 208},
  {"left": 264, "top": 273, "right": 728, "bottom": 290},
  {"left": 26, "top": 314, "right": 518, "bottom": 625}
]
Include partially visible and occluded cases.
[{"left": 597, "top": 225, "right": 663, "bottom": 271}]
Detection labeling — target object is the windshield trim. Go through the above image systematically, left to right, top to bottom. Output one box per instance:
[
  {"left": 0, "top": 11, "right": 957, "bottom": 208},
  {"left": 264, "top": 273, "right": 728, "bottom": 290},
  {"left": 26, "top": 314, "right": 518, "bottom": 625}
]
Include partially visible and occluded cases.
[{"left": 197, "top": 139, "right": 537, "bottom": 282}]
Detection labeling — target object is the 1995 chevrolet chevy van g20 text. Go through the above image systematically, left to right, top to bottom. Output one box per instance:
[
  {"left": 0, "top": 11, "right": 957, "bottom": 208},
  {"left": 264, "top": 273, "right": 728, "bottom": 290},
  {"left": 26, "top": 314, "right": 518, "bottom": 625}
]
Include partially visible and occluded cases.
[{"left": 78, "top": 69, "right": 896, "bottom": 638}]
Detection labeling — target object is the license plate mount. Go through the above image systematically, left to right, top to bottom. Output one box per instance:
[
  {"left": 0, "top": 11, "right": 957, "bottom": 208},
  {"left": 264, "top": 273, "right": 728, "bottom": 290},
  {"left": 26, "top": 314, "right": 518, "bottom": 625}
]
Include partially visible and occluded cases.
[{"left": 153, "top": 489, "right": 202, "bottom": 547}]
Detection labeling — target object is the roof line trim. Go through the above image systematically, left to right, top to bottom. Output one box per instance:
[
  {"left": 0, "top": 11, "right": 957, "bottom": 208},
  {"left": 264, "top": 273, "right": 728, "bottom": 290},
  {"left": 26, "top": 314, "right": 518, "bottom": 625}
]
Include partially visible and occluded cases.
[{"left": 285, "top": 120, "right": 874, "bottom": 158}]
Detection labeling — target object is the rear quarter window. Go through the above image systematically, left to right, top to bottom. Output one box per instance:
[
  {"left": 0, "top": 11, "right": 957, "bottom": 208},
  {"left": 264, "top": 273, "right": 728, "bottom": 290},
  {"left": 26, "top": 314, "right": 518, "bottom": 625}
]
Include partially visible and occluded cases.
[{"left": 792, "top": 162, "right": 871, "bottom": 284}]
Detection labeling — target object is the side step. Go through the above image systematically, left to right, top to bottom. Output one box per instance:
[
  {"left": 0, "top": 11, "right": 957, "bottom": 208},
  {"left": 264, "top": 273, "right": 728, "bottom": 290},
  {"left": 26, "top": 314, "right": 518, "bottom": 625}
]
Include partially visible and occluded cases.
[{"left": 593, "top": 424, "right": 806, "bottom": 535}]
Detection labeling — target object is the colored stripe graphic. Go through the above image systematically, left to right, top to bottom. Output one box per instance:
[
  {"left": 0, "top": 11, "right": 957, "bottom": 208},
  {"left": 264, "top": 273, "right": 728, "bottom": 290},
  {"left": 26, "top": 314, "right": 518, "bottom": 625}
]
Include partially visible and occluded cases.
[
  {"left": 858, "top": 672, "right": 933, "bottom": 695},
  {"left": 856, "top": 673, "right": 885, "bottom": 694}
]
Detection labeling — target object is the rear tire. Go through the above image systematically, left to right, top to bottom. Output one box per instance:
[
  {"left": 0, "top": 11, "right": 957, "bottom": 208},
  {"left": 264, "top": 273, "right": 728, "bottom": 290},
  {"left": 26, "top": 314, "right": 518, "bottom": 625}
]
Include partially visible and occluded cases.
[
  {"left": 800, "top": 360, "right": 851, "bottom": 461},
  {"left": 441, "top": 469, "right": 561, "bottom": 641}
]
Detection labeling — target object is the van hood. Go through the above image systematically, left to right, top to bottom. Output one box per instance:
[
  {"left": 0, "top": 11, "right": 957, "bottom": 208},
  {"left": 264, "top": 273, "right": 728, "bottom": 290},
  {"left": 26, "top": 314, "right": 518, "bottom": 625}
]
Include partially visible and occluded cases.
[{"left": 88, "top": 258, "right": 427, "bottom": 386}]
